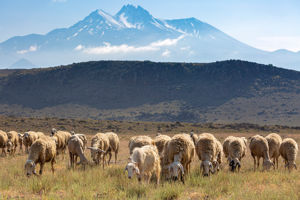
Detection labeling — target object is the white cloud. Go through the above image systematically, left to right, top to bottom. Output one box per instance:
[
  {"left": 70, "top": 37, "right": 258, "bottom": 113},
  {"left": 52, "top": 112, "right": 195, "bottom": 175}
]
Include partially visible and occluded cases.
[
  {"left": 78, "top": 35, "right": 184, "bottom": 55},
  {"left": 17, "top": 45, "right": 37, "bottom": 54},
  {"left": 162, "top": 49, "right": 171, "bottom": 57}
]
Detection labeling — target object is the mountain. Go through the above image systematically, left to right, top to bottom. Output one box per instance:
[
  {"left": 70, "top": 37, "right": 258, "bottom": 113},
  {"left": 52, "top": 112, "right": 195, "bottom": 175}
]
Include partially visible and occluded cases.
[
  {"left": 1, "top": 4, "right": 300, "bottom": 70},
  {"left": 9, "top": 58, "right": 36, "bottom": 69},
  {"left": 0, "top": 60, "right": 300, "bottom": 126}
]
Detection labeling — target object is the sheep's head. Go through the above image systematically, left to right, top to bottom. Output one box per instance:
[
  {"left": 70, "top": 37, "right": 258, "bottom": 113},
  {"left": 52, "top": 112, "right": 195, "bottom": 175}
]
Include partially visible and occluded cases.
[
  {"left": 51, "top": 128, "right": 57, "bottom": 136},
  {"left": 70, "top": 131, "right": 75, "bottom": 135},
  {"left": 6, "top": 140, "right": 13, "bottom": 153},
  {"left": 87, "top": 147, "right": 105, "bottom": 164},
  {"left": 229, "top": 158, "right": 241, "bottom": 172},
  {"left": 263, "top": 159, "right": 274, "bottom": 171},
  {"left": 25, "top": 160, "right": 36, "bottom": 177},
  {"left": 201, "top": 160, "right": 214, "bottom": 176},
  {"left": 168, "top": 161, "right": 184, "bottom": 182},
  {"left": 285, "top": 161, "right": 297, "bottom": 172},
  {"left": 125, "top": 162, "right": 140, "bottom": 179}
]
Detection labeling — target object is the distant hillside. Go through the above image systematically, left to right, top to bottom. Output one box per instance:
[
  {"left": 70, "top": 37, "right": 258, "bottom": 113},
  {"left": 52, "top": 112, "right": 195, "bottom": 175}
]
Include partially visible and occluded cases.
[{"left": 0, "top": 60, "right": 300, "bottom": 126}]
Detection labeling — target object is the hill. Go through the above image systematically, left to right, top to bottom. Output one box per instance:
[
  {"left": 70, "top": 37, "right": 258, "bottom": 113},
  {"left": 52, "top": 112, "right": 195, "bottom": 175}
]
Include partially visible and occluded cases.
[{"left": 0, "top": 60, "right": 300, "bottom": 125}]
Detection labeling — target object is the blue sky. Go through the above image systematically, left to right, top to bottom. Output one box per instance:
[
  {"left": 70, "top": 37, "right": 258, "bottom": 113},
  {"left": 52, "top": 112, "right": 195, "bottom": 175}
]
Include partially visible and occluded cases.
[{"left": 1, "top": 0, "right": 300, "bottom": 52}]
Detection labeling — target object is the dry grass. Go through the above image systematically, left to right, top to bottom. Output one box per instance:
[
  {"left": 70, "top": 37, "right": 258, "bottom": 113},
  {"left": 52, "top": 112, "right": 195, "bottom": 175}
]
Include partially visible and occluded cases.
[{"left": 0, "top": 118, "right": 299, "bottom": 199}]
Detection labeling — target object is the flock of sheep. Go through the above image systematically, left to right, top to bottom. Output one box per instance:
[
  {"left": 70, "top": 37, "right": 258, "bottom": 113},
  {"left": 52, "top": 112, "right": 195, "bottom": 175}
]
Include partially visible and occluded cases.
[{"left": 0, "top": 129, "right": 298, "bottom": 185}]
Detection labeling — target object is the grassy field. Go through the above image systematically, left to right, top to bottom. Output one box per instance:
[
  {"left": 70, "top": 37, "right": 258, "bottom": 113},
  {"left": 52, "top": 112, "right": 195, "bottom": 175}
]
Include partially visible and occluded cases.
[{"left": 0, "top": 118, "right": 299, "bottom": 199}]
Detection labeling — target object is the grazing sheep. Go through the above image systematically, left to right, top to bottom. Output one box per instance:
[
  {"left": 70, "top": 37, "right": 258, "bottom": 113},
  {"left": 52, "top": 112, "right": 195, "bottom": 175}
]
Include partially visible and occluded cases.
[
  {"left": 50, "top": 129, "right": 71, "bottom": 157},
  {"left": 0, "top": 130, "right": 8, "bottom": 156},
  {"left": 6, "top": 131, "right": 19, "bottom": 156},
  {"left": 23, "top": 131, "right": 39, "bottom": 153},
  {"left": 69, "top": 132, "right": 88, "bottom": 150},
  {"left": 105, "top": 132, "right": 120, "bottom": 164},
  {"left": 18, "top": 133, "right": 24, "bottom": 152},
  {"left": 88, "top": 133, "right": 110, "bottom": 168},
  {"left": 196, "top": 133, "right": 219, "bottom": 176},
  {"left": 265, "top": 133, "right": 282, "bottom": 169},
  {"left": 153, "top": 134, "right": 171, "bottom": 156},
  {"left": 162, "top": 134, "right": 195, "bottom": 181},
  {"left": 67, "top": 135, "right": 88, "bottom": 169},
  {"left": 128, "top": 135, "right": 154, "bottom": 155},
  {"left": 249, "top": 135, "right": 274, "bottom": 171},
  {"left": 223, "top": 136, "right": 235, "bottom": 162},
  {"left": 227, "top": 136, "right": 247, "bottom": 172},
  {"left": 24, "top": 137, "right": 56, "bottom": 177},
  {"left": 280, "top": 138, "right": 298, "bottom": 172},
  {"left": 215, "top": 140, "right": 224, "bottom": 171},
  {"left": 125, "top": 145, "right": 161, "bottom": 184}
]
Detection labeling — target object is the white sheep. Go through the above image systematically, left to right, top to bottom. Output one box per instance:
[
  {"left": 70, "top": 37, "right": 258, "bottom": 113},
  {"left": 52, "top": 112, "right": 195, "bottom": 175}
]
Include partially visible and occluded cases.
[
  {"left": 50, "top": 129, "right": 71, "bottom": 157},
  {"left": 0, "top": 130, "right": 8, "bottom": 156},
  {"left": 23, "top": 131, "right": 40, "bottom": 153},
  {"left": 105, "top": 132, "right": 120, "bottom": 164},
  {"left": 18, "top": 133, "right": 24, "bottom": 152},
  {"left": 196, "top": 133, "right": 219, "bottom": 176},
  {"left": 265, "top": 133, "right": 282, "bottom": 169},
  {"left": 153, "top": 134, "right": 171, "bottom": 156},
  {"left": 128, "top": 135, "right": 154, "bottom": 155},
  {"left": 249, "top": 135, "right": 274, "bottom": 171},
  {"left": 24, "top": 136, "right": 56, "bottom": 177},
  {"left": 223, "top": 136, "right": 235, "bottom": 162},
  {"left": 227, "top": 136, "right": 247, "bottom": 172},
  {"left": 279, "top": 138, "right": 298, "bottom": 172},
  {"left": 215, "top": 139, "right": 224, "bottom": 171},
  {"left": 125, "top": 145, "right": 161, "bottom": 184}
]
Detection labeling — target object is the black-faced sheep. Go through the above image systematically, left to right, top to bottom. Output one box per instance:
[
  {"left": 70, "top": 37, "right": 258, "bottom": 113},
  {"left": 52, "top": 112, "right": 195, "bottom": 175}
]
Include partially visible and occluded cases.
[
  {"left": 227, "top": 136, "right": 247, "bottom": 172},
  {"left": 24, "top": 137, "right": 56, "bottom": 177},
  {"left": 279, "top": 138, "right": 298, "bottom": 172},
  {"left": 125, "top": 145, "right": 161, "bottom": 184}
]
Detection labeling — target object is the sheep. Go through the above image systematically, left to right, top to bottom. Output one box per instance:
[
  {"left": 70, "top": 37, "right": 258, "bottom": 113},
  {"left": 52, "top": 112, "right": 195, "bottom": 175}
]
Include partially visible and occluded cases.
[
  {"left": 50, "top": 129, "right": 71, "bottom": 157},
  {"left": 0, "top": 130, "right": 8, "bottom": 156},
  {"left": 6, "top": 131, "right": 19, "bottom": 156},
  {"left": 23, "top": 131, "right": 40, "bottom": 153},
  {"left": 69, "top": 131, "right": 88, "bottom": 150},
  {"left": 190, "top": 131, "right": 199, "bottom": 145},
  {"left": 105, "top": 132, "right": 120, "bottom": 164},
  {"left": 18, "top": 133, "right": 24, "bottom": 152},
  {"left": 88, "top": 133, "right": 110, "bottom": 168},
  {"left": 162, "top": 133, "right": 195, "bottom": 181},
  {"left": 196, "top": 133, "right": 219, "bottom": 176},
  {"left": 265, "top": 133, "right": 282, "bottom": 169},
  {"left": 153, "top": 134, "right": 171, "bottom": 156},
  {"left": 67, "top": 135, "right": 88, "bottom": 169},
  {"left": 128, "top": 135, "right": 154, "bottom": 155},
  {"left": 249, "top": 135, "right": 274, "bottom": 171},
  {"left": 24, "top": 136, "right": 56, "bottom": 177},
  {"left": 223, "top": 136, "right": 235, "bottom": 161},
  {"left": 227, "top": 136, "right": 247, "bottom": 172},
  {"left": 279, "top": 138, "right": 298, "bottom": 172},
  {"left": 215, "top": 140, "right": 224, "bottom": 171},
  {"left": 125, "top": 145, "right": 161, "bottom": 184}
]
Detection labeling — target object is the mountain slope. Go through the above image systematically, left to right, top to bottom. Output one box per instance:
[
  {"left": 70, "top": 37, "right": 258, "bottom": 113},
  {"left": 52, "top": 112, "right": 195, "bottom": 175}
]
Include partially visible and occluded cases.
[
  {"left": 1, "top": 4, "right": 299, "bottom": 70},
  {"left": 0, "top": 60, "right": 300, "bottom": 125}
]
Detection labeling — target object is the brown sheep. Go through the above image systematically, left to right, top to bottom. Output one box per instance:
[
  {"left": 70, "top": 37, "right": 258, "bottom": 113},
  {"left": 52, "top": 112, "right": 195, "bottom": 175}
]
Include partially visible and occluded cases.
[
  {"left": 50, "top": 129, "right": 71, "bottom": 157},
  {"left": 0, "top": 130, "right": 8, "bottom": 156},
  {"left": 6, "top": 131, "right": 19, "bottom": 156},
  {"left": 23, "top": 131, "right": 40, "bottom": 153},
  {"left": 105, "top": 132, "right": 120, "bottom": 164},
  {"left": 18, "top": 133, "right": 24, "bottom": 152},
  {"left": 88, "top": 133, "right": 110, "bottom": 169},
  {"left": 162, "top": 133, "right": 195, "bottom": 181},
  {"left": 196, "top": 133, "right": 219, "bottom": 176},
  {"left": 265, "top": 133, "right": 282, "bottom": 169},
  {"left": 153, "top": 134, "right": 171, "bottom": 156},
  {"left": 68, "top": 135, "right": 88, "bottom": 169},
  {"left": 128, "top": 135, "right": 154, "bottom": 155},
  {"left": 249, "top": 135, "right": 274, "bottom": 171},
  {"left": 24, "top": 137, "right": 56, "bottom": 177},
  {"left": 280, "top": 138, "right": 298, "bottom": 172}
]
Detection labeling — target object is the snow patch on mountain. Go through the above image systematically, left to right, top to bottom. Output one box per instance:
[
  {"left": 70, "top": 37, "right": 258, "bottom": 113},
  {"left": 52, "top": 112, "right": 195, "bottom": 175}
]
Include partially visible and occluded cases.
[{"left": 17, "top": 45, "right": 38, "bottom": 54}]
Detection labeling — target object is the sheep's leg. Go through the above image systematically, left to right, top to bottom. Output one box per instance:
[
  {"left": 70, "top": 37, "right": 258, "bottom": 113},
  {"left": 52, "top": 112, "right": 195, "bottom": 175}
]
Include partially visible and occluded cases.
[
  {"left": 115, "top": 150, "right": 118, "bottom": 164},
  {"left": 107, "top": 151, "right": 112, "bottom": 165},
  {"left": 69, "top": 152, "right": 73, "bottom": 168},
  {"left": 252, "top": 154, "right": 256, "bottom": 171},
  {"left": 102, "top": 155, "right": 105, "bottom": 169},
  {"left": 257, "top": 157, "right": 260, "bottom": 169},
  {"left": 276, "top": 157, "right": 279, "bottom": 169},
  {"left": 51, "top": 159, "right": 55, "bottom": 173},
  {"left": 39, "top": 163, "right": 44, "bottom": 175}
]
